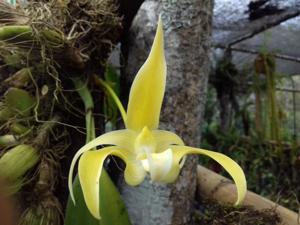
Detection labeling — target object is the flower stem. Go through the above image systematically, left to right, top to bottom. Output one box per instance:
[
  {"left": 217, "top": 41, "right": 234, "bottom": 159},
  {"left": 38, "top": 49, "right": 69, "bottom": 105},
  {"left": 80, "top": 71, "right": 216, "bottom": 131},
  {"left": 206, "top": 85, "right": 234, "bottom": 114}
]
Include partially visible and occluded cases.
[
  {"left": 94, "top": 76, "right": 127, "bottom": 124},
  {"left": 72, "top": 78, "right": 95, "bottom": 143}
]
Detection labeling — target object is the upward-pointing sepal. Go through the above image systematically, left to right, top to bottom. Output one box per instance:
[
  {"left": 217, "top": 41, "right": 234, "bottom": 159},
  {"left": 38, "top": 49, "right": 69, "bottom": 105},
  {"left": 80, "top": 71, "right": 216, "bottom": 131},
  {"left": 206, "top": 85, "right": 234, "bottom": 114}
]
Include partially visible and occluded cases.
[{"left": 126, "top": 15, "right": 166, "bottom": 131}]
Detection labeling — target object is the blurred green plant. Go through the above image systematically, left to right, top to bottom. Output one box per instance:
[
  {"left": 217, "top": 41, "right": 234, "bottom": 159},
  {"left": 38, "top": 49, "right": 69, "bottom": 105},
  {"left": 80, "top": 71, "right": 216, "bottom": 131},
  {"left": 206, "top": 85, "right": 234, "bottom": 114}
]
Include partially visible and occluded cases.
[{"left": 201, "top": 50, "right": 300, "bottom": 211}]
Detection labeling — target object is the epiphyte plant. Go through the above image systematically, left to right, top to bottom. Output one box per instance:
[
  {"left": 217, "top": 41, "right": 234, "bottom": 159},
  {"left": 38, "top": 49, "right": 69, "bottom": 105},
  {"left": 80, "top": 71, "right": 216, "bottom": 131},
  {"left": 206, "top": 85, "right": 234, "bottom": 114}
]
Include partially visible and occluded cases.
[{"left": 68, "top": 16, "right": 247, "bottom": 219}]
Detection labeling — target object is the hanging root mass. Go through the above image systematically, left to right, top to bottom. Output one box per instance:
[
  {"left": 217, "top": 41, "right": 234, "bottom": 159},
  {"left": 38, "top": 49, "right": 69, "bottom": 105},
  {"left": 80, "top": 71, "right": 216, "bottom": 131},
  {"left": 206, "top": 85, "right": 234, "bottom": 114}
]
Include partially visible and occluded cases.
[{"left": 0, "top": 1, "right": 123, "bottom": 225}]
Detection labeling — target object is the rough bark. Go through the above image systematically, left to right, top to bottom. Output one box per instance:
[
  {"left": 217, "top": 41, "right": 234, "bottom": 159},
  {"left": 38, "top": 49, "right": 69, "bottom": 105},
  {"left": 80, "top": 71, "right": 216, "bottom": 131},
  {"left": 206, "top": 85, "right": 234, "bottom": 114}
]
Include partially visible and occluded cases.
[{"left": 119, "top": 0, "right": 212, "bottom": 225}]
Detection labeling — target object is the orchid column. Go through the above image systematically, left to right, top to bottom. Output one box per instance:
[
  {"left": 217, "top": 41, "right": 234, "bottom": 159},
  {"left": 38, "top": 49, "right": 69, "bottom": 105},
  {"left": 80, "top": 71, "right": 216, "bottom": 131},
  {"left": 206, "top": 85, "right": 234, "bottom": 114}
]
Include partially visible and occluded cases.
[{"left": 120, "top": 0, "right": 213, "bottom": 224}]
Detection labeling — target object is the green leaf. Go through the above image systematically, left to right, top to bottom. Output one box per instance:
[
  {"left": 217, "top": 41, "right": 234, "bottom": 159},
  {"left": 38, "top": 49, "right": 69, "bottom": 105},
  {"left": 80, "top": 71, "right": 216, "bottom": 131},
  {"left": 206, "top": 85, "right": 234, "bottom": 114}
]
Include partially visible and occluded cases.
[
  {"left": 5, "top": 88, "right": 35, "bottom": 117},
  {"left": 0, "top": 107, "right": 13, "bottom": 121},
  {"left": 65, "top": 171, "right": 131, "bottom": 225},
  {"left": 99, "top": 171, "right": 131, "bottom": 225},
  {"left": 65, "top": 176, "right": 99, "bottom": 225}
]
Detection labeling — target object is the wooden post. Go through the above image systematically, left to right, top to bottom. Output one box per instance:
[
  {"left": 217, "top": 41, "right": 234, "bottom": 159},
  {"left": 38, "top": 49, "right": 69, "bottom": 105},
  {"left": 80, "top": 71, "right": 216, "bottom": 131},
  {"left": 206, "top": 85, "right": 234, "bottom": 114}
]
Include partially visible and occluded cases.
[{"left": 197, "top": 165, "right": 300, "bottom": 225}]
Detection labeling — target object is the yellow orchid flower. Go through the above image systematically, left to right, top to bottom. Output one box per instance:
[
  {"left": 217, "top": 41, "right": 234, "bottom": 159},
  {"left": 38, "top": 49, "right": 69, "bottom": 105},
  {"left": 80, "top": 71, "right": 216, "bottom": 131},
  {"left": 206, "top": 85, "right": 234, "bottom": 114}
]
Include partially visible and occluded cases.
[{"left": 68, "top": 16, "right": 247, "bottom": 219}]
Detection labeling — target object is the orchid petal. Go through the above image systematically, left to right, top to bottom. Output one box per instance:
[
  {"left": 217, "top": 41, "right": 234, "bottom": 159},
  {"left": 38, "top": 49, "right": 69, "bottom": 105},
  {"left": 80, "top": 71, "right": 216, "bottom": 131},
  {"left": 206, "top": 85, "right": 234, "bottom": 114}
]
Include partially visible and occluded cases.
[
  {"left": 126, "top": 16, "right": 166, "bottom": 131},
  {"left": 68, "top": 129, "right": 136, "bottom": 205},
  {"left": 152, "top": 130, "right": 184, "bottom": 152},
  {"left": 171, "top": 146, "right": 247, "bottom": 205},
  {"left": 78, "top": 147, "right": 145, "bottom": 219},
  {"left": 78, "top": 147, "right": 123, "bottom": 219},
  {"left": 123, "top": 157, "right": 146, "bottom": 186}
]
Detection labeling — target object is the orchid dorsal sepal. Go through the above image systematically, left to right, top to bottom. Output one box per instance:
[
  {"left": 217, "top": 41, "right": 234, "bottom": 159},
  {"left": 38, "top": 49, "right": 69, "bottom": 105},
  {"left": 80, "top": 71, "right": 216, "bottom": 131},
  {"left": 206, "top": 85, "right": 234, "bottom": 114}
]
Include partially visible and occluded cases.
[
  {"left": 126, "top": 15, "right": 166, "bottom": 131},
  {"left": 68, "top": 16, "right": 247, "bottom": 219}
]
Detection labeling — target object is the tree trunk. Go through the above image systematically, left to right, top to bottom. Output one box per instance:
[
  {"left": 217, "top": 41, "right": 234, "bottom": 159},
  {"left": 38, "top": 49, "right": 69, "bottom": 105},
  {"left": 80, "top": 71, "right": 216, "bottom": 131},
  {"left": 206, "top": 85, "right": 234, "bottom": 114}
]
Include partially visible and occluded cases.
[{"left": 119, "top": 0, "right": 213, "bottom": 224}]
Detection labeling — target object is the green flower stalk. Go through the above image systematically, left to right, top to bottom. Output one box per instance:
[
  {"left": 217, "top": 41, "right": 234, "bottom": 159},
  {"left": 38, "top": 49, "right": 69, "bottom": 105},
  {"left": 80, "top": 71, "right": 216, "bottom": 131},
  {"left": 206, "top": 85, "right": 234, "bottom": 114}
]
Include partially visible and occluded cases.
[{"left": 69, "top": 17, "right": 247, "bottom": 219}]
